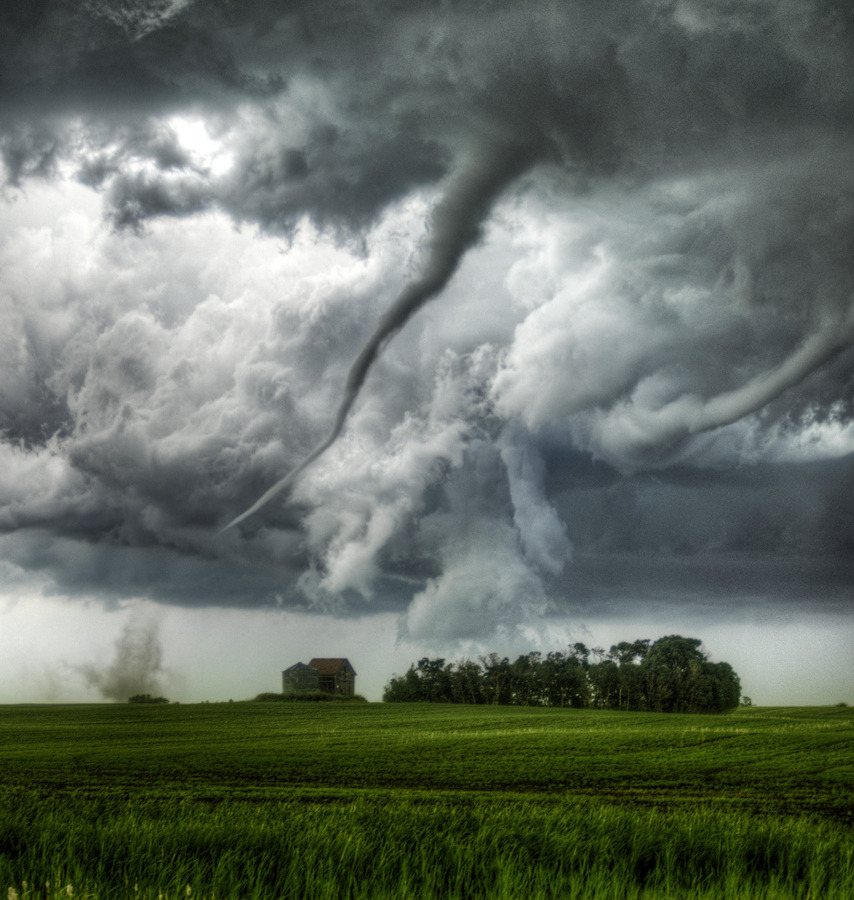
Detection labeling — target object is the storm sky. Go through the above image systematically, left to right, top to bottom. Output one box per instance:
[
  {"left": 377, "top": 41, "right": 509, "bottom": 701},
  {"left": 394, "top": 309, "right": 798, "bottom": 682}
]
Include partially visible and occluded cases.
[{"left": 1, "top": 0, "right": 852, "bottom": 704}]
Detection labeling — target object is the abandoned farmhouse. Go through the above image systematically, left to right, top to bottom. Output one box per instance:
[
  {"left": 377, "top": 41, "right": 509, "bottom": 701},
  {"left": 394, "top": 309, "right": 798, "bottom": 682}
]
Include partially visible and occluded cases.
[{"left": 282, "top": 658, "right": 357, "bottom": 696}]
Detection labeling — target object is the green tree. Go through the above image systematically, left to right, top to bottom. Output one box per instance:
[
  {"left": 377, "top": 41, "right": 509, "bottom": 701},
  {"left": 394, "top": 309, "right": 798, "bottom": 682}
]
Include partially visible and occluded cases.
[
  {"left": 385, "top": 635, "right": 739, "bottom": 713},
  {"left": 641, "top": 635, "right": 706, "bottom": 713},
  {"left": 640, "top": 636, "right": 741, "bottom": 713},
  {"left": 609, "top": 641, "right": 649, "bottom": 710},
  {"left": 547, "top": 650, "right": 590, "bottom": 708},
  {"left": 510, "top": 652, "right": 545, "bottom": 706},
  {"left": 481, "top": 654, "right": 513, "bottom": 705},
  {"left": 416, "top": 658, "right": 454, "bottom": 703},
  {"left": 588, "top": 658, "right": 620, "bottom": 709},
  {"left": 451, "top": 659, "right": 487, "bottom": 704},
  {"left": 706, "top": 661, "right": 741, "bottom": 713},
  {"left": 382, "top": 665, "right": 423, "bottom": 702}
]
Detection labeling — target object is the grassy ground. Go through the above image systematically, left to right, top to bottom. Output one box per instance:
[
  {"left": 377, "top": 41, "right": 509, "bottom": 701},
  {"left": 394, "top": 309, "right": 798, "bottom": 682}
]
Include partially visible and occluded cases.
[{"left": 0, "top": 703, "right": 851, "bottom": 898}]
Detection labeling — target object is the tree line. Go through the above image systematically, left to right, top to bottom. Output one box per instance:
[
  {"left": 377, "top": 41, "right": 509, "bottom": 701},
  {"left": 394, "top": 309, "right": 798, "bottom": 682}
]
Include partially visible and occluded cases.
[{"left": 383, "top": 635, "right": 742, "bottom": 713}]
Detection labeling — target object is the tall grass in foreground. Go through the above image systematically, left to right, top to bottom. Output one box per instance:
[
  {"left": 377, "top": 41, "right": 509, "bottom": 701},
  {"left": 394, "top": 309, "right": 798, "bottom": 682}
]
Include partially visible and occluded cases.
[
  {"left": 2, "top": 704, "right": 851, "bottom": 898},
  {"left": 2, "top": 794, "right": 852, "bottom": 899}
]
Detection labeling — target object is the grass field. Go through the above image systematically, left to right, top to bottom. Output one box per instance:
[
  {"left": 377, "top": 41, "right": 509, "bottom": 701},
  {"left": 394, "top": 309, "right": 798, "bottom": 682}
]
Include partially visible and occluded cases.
[{"left": 0, "top": 703, "right": 852, "bottom": 898}]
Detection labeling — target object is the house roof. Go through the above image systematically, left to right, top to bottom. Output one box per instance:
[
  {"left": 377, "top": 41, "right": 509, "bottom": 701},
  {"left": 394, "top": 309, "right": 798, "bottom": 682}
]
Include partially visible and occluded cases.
[
  {"left": 308, "top": 658, "right": 356, "bottom": 676},
  {"left": 283, "top": 661, "right": 315, "bottom": 674}
]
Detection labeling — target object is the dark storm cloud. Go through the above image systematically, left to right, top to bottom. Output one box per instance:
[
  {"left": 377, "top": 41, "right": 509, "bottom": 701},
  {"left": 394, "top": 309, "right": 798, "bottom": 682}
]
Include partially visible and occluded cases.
[
  {"left": 0, "top": 0, "right": 852, "bottom": 638},
  {"left": 3, "top": 0, "right": 842, "bottom": 231},
  {"left": 0, "top": 124, "right": 61, "bottom": 187},
  {"left": 106, "top": 170, "right": 213, "bottom": 230},
  {"left": 551, "top": 453, "right": 854, "bottom": 557},
  {"left": 0, "top": 527, "right": 310, "bottom": 609},
  {"left": 555, "top": 551, "right": 854, "bottom": 619}
]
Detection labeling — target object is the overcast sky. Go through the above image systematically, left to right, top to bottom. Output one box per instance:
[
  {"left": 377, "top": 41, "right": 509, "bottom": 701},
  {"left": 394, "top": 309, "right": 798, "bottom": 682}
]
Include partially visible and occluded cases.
[{"left": 1, "top": 0, "right": 852, "bottom": 705}]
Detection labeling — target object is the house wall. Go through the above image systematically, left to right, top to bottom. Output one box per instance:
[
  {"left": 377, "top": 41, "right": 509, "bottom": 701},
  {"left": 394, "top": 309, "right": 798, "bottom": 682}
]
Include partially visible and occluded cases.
[
  {"left": 284, "top": 660, "right": 356, "bottom": 696},
  {"left": 283, "top": 667, "right": 319, "bottom": 694},
  {"left": 335, "top": 668, "right": 355, "bottom": 696},
  {"left": 317, "top": 675, "right": 336, "bottom": 694}
]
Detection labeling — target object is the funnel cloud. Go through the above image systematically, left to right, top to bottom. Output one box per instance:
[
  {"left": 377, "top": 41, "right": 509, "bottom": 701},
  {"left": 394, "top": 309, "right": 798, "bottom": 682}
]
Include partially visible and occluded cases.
[
  {"left": 224, "top": 141, "right": 534, "bottom": 528},
  {"left": 77, "top": 616, "right": 166, "bottom": 703}
]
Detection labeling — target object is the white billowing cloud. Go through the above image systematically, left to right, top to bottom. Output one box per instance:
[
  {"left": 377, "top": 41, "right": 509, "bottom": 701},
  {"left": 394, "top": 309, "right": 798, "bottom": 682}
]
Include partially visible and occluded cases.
[
  {"left": 87, "top": 0, "right": 196, "bottom": 40},
  {"left": 493, "top": 159, "right": 854, "bottom": 470},
  {"left": 0, "top": 192, "right": 421, "bottom": 539},
  {"left": 492, "top": 219, "right": 674, "bottom": 427},
  {"left": 582, "top": 311, "right": 854, "bottom": 470},
  {"left": 295, "top": 349, "right": 492, "bottom": 600},
  {"left": 757, "top": 413, "right": 854, "bottom": 464},
  {"left": 393, "top": 418, "right": 560, "bottom": 643},
  {"left": 499, "top": 425, "right": 571, "bottom": 575},
  {"left": 0, "top": 441, "right": 85, "bottom": 531},
  {"left": 403, "top": 517, "right": 551, "bottom": 644}
]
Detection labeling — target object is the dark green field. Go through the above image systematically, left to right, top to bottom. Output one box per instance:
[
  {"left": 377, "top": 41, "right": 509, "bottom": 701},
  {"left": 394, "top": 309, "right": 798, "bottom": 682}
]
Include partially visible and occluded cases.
[{"left": 1, "top": 703, "right": 852, "bottom": 898}]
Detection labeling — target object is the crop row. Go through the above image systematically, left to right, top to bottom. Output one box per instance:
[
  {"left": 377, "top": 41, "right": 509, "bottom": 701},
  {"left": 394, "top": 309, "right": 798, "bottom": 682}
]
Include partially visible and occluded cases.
[
  {"left": 1, "top": 703, "right": 852, "bottom": 898},
  {"left": 2, "top": 791, "right": 853, "bottom": 899}
]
